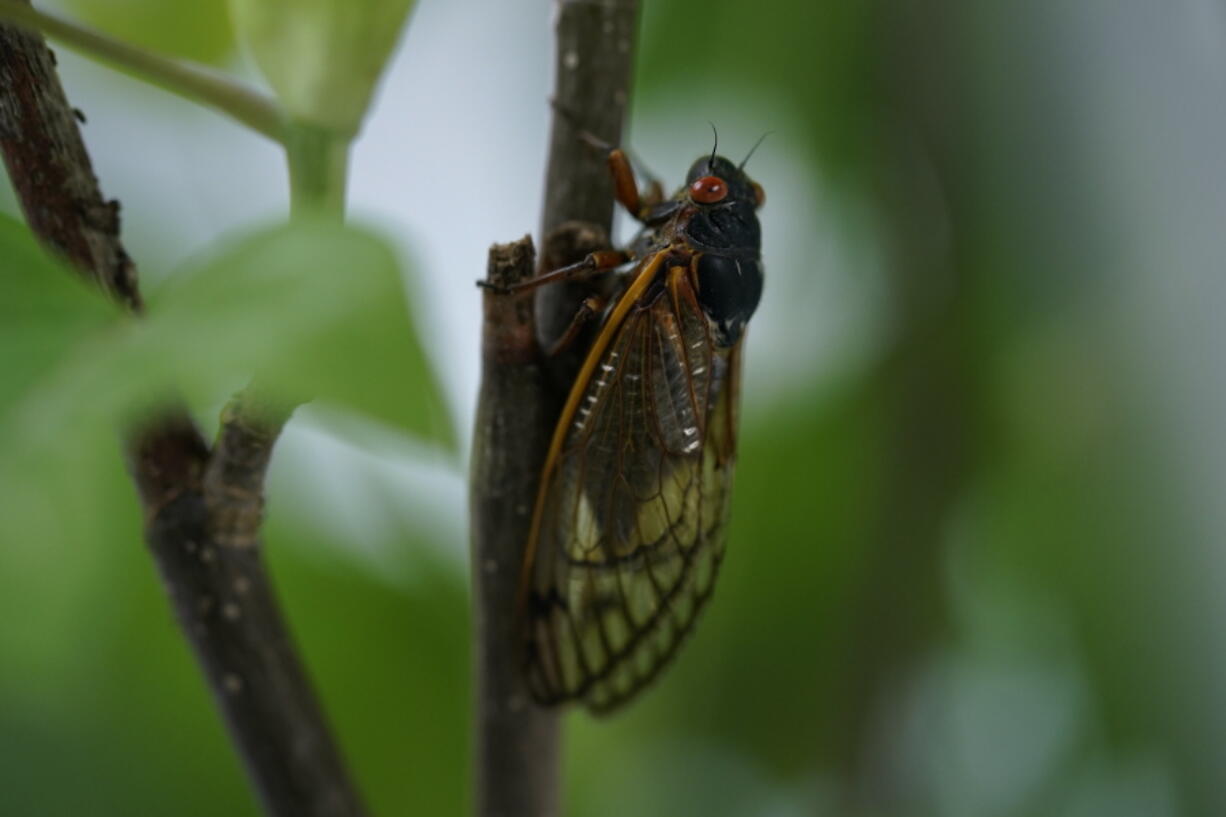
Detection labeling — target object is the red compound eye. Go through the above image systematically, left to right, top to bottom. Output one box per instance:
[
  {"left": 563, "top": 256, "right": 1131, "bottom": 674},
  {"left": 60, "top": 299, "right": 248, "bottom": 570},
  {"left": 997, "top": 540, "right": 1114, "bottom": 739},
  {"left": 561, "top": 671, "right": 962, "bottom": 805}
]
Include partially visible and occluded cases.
[{"left": 689, "top": 175, "right": 728, "bottom": 204}]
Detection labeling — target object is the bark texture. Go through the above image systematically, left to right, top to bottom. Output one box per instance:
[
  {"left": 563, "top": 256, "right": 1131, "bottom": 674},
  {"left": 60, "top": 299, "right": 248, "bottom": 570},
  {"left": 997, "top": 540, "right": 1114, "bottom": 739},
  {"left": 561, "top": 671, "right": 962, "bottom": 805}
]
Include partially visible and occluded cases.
[
  {"left": 536, "top": 0, "right": 640, "bottom": 348},
  {"left": 0, "top": 13, "right": 138, "bottom": 307},
  {"left": 470, "top": 237, "right": 561, "bottom": 817}
]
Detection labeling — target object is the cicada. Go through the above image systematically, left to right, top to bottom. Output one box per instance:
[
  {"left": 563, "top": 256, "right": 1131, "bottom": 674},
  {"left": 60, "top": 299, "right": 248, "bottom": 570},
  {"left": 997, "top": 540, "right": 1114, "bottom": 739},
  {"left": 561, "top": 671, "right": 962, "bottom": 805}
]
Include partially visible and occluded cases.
[{"left": 513, "top": 138, "right": 765, "bottom": 712}]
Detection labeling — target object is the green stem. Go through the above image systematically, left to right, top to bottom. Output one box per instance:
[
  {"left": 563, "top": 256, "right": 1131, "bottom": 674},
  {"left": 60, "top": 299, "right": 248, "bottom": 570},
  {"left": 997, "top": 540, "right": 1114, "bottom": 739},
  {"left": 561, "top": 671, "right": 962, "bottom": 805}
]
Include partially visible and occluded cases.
[
  {"left": 0, "top": 0, "right": 283, "bottom": 141},
  {"left": 285, "top": 123, "right": 350, "bottom": 220}
]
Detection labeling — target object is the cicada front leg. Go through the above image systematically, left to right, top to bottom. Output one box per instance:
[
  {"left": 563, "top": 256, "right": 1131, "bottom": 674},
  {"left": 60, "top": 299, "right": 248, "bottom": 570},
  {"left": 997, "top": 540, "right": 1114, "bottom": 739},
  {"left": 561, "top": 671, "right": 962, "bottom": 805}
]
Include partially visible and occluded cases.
[
  {"left": 555, "top": 112, "right": 663, "bottom": 221},
  {"left": 605, "top": 148, "right": 668, "bottom": 222},
  {"left": 606, "top": 149, "right": 645, "bottom": 219},
  {"left": 478, "top": 248, "right": 632, "bottom": 296}
]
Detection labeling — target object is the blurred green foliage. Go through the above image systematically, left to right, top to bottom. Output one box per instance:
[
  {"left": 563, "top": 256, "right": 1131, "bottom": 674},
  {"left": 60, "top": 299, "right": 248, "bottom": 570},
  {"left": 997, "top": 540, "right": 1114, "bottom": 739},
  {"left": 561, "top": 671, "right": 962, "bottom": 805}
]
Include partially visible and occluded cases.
[
  {"left": 57, "top": 0, "right": 234, "bottom": 64},
  {"left": 228, "top": 0, "right": 417, "bottom": 133},
  {"left": 638, "top": 0, "right": 873, "bottom": 175},
  {"left": 0, "top": 1, "right": 1217, "bottom": 816},
  {"left": 0, "top": 202, "right": 459, "bottom": 812},
  {"left": 0, "top": 216, "right": 120, "bottom": 409},
  {"left": 0, "top": 217, "right": 452, "bottom": 580},
  {"left": 138, "top": 220, "right": 452, "bottom": 447},
  {"left": 0, "top": 453, "right": 469, "bottom": 817}
]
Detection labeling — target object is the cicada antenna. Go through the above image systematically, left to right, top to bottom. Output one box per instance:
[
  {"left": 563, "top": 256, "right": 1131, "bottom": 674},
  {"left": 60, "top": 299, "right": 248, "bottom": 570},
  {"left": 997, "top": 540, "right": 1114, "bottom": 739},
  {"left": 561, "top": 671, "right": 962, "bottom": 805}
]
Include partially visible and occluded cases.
[
  {"left": 707, "top": 122, "right": 719, "bottom": 169},
  {"left": 739, "top": 131, "right": 773, "bottom": 171}
]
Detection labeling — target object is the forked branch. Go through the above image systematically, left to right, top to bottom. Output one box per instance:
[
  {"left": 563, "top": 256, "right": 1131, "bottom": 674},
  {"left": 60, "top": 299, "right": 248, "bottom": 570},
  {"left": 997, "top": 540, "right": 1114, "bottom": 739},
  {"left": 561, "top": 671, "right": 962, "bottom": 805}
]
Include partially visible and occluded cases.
[{"left": 0, "top": 14, "right": 364, "bottom": 817}]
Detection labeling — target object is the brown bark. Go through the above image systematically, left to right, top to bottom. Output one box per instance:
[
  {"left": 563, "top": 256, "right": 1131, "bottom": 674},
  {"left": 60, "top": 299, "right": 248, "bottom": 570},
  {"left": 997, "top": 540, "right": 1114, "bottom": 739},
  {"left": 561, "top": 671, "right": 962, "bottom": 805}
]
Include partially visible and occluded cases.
[
  {"left": 536, "top": 0, "right": 640, "bottom": 349},
  {"left": 469, "top": 2, "right": 640, "bottom": 815},
  {"left": 0, "top": 11, "right": 138, "bottom": 308},
  {"left": 470, "top": 236, "right": 561, "bottom": 817}
]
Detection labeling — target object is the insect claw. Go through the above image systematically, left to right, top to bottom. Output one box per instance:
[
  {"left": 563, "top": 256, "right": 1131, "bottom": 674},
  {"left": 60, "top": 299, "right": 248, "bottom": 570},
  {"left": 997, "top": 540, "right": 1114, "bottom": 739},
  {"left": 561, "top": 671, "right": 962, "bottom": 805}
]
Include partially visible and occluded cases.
[
  {"left": 577, "top": 129, "right": 614, "bottom": 153},
  {"left": 476, "top": 279, "right": 511, "bottom": 294}
]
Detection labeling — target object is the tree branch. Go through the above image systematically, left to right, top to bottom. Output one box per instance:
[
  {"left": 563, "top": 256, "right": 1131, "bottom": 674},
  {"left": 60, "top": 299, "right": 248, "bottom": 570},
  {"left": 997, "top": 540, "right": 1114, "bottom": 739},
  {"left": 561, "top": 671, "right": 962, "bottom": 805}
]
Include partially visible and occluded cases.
[
  {"left": 536, "top": 0, "right": 640, "bottom": 348},
  {"left": 468, "top": 3, "right": 639, "bottom": 816},
  {"left": 0, "top": 12, "right": 365, "bottom": 817},
  {"left": 0, "top": 15, "right": 139, "bottom": 308},
  {"left": 470, "top": 236, "right": 561, "bottom": 817},
  {"left": 204, "top": 391, "right": 294, "bottom": 549},
  {"left": 131, "top": 411, "right": 365, "bottom": 817}
]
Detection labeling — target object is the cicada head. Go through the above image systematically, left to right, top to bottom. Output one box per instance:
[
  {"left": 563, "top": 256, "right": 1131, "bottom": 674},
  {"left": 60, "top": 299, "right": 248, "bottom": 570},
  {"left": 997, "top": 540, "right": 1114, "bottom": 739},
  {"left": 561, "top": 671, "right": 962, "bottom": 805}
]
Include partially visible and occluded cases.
[
  {"left": 681, "top": 154, "right": 765, "bottom": 348},
  {"left": 685, "top": 154, "right": 764, "bottom": 214}
]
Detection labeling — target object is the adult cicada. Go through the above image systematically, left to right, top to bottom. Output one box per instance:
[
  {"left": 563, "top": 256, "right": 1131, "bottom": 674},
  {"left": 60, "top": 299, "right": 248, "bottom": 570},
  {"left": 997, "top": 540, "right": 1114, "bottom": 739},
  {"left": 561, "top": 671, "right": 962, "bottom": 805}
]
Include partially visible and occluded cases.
[{"left": 509, "top": 138, "right": 765, "bottom": 712}]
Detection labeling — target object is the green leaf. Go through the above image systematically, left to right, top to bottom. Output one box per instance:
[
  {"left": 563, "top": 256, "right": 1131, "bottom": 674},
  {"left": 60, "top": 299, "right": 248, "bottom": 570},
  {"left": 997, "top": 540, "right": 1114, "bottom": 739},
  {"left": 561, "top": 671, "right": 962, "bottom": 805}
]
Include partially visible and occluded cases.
[
  {"left": 59, "top": 0, "right": 235, "bottom": 64},
  {"left": 227, "top": 0, "right": 417, "bottom": 134},
  {"left": 0, "top": 214, "right": 120, "bottom": 410},
  {"left": 0, "top": 214, "right": 131, "bottom": 557},
  {"left": 0, "top": 217, "right": 451, "bottom": 562},
  {"left": 139, "top": 219, "right": 454, "bottom": 449}
]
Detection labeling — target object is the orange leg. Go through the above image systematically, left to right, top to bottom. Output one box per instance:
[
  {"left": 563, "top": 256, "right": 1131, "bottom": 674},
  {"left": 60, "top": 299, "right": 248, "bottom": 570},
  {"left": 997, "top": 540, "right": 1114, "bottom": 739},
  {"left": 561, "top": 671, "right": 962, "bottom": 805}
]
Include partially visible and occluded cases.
[
  {"left": 607, "top": 149, "right": 642, "bottom": 217},
  {"left": 607, "top": 149, "right": 667, "bottom": 221}
]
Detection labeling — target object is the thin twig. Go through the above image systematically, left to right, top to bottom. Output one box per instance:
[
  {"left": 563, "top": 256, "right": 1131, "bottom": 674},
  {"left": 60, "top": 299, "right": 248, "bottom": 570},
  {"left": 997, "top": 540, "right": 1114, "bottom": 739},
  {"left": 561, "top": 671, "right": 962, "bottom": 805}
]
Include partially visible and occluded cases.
[
  {"left": 468, "top": 3, "right": 640, "bottom": 816},
  {"left": 0, "top": 13, "right": 365, "bottom": 817},
  {"left": 204, "top": 391, "right": 294, "bottom": 548}
]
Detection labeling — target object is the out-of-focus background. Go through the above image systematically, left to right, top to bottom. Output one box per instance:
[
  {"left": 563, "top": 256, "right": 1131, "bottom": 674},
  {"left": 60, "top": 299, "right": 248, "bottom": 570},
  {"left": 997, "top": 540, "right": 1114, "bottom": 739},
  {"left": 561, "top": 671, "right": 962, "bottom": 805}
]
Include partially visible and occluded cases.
[{"left": 2, "top": 0, "right": 1224, "bottom": 815}]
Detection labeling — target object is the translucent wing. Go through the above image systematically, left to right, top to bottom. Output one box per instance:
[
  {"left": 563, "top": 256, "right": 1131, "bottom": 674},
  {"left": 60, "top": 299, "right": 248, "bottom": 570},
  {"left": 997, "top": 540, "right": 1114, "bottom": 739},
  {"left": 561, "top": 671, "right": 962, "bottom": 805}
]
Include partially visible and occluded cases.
[{"left": 522, "top": 262, "right": 741, "bottom": 712}]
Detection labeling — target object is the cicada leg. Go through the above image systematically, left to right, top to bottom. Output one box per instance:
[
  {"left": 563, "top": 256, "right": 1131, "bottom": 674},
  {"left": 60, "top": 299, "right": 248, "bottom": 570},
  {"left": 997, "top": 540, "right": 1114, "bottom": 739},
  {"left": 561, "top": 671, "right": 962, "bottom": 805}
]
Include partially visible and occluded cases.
[
  {"left": 548, "top": 102, "right": 664, "bottom": 222},
  {"left": 606, "top": 149, "right": 644, "bottom": 217},
  {"left": 607, "top": 149, "right": 668, "bottom": 221},
  {"left": 641, "top": 177, "right": 666, "bottom": 211},
  {"left": 479, "top": 248, "right": 632, "bottom": 295},
  {"left": 545, "top": 294, "right": 608, "bottom": 357}
]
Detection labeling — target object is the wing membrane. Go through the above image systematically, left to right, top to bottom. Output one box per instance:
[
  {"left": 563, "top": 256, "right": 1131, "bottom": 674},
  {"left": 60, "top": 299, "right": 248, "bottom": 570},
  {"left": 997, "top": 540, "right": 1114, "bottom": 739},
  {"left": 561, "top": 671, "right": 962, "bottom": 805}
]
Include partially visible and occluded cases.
[{"left": 523, "top": 264, "right": 740, "bottom": 712}]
